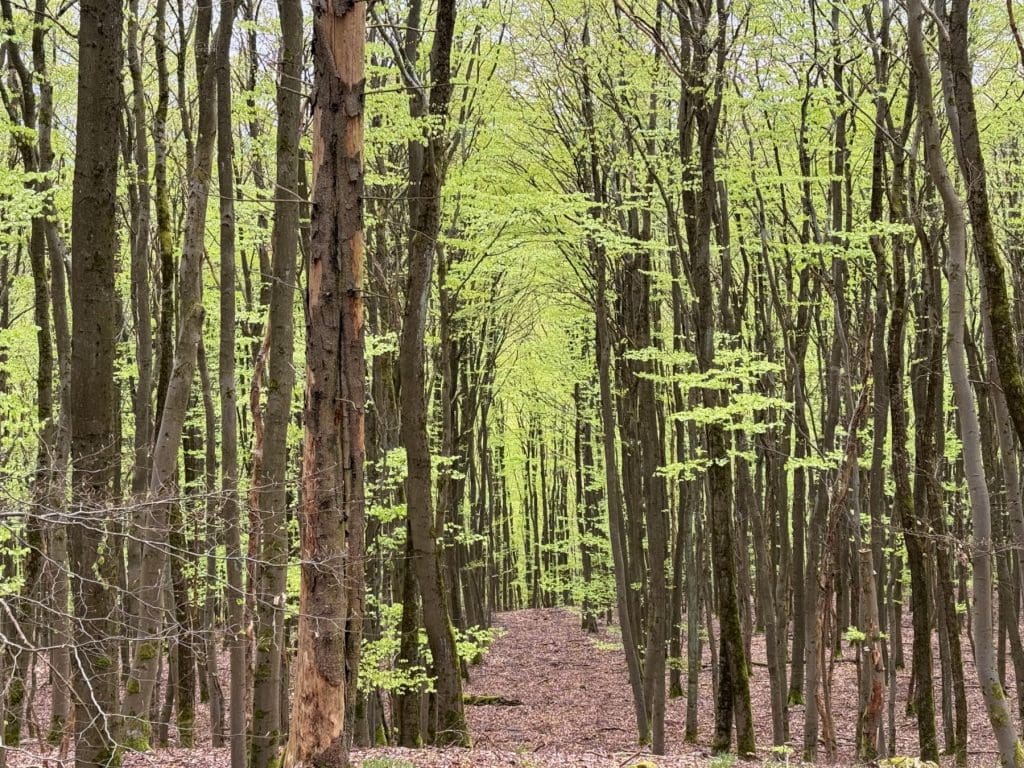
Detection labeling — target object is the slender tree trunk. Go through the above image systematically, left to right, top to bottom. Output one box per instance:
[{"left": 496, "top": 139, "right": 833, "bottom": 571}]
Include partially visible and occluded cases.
[
  {"left": 0, "top": 0, "right": 56, "bottom": 744},
  {"left": 126, "top": 0, "right": 173, "bottom": 654},
  {"left": 127, "top": 0, "right": 153, "bottom": 496},
  {"left": 396, "top": 0, "right": 468, "bottom": 744},
  {"left": 942, "top": 0, "right": 1024, "bottom": 451},
  {"left": 121, "top": 1, "right": 233, "bottom": 746},
  {"left": 210, "top": 1, "right": 245, "bottom": 764},
  {"left": 250, "top": 1, "right": 302, "bottom": 764},
  {"left": 907, "top": 3, "right": 1024, "bottom": 761},
  {"left": 576, "top": 30, "right": 647, "bottom": 739},
  {"left": 24, "top": 38, "right": 76, "bottom": 730},
  {"left": 888, "top": 169, "right": 939, "bottom": 763},
  {"left": 46, "top": 206, "right": 72, "bottom": 749},
  {"left": 916, "top": 217, "right": 969, "bottom": 765},
  {"left": 593, "top": 246, "right": 648, "bottom": 744},
  {"left": 986, "top": 297, "right": 1024, "bottom": 724},
  {"left": 195, "top": 346, "right": 225, "bottom": 749},
  {"left": 575, "top": 381, "right": 600, "bottom": 635},
  {"left": 169, "top": 491, "right": 196, "bottom": 746},
  {"left": 395, "top": 525, "right": 423, "bottom": 747},
  {"left": 858, "top": 548, "right": 885, "bottom": 761}
]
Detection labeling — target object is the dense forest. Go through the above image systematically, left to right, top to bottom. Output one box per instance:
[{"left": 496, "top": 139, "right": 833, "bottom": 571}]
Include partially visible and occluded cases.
[{"left": 2, "top": 0, "right": 1024, "bottom": 765}]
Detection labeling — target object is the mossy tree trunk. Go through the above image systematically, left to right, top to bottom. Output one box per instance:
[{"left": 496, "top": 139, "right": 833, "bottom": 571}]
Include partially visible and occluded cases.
[
  {"left": 121, "top": 0, "right": 234, "bottom": 747},
  {"left": 248, "top": 0, "right": 302, "bottom": 765},
  {"left": 908, "top": 1, "right": 1024, "bottom": 762}
]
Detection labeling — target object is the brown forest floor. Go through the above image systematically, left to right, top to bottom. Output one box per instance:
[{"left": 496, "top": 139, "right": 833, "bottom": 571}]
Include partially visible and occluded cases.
[
  {"left": 5, "top": 607, "right": 1015, "bottom": 767},
  {"left": 356, "top": 608, "right": 1010, "bottom": 767}
]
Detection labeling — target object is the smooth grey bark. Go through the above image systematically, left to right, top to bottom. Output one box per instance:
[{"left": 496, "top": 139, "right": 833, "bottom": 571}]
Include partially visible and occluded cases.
[
  {"left": 121, "top": 0, "right": 235, "bottom": 747},
  {"left": 211, "top": 0, "right": 244, "bottom": 764},
  {"left": 907, "top": 2, "right": 1024, "bottom": 762}
]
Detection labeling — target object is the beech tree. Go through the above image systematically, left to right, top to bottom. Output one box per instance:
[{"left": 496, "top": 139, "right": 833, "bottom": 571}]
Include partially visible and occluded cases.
[
  {"left": 68, "top": 0, "right": 123, "bottom": 764},
  {"left": 394, "top": 0, "right": 470, "bottom": 745},
  {"left": 249, "top": 2, "right": 302, "bottom": 767}
]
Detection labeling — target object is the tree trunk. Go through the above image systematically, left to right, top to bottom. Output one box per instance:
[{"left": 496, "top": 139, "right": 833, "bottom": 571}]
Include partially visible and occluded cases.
[
  {"left": 69, "top": 0, "right": 124, "bottom": 762},
  {"left": 120, "top": 0, "right": 232, "bottom": 744},
  {"left": 127, "top": 0, "right": 153, "bottom": 496},
  {"left": 282, "top": 0, "right": 367, "bottom": 762},
  {"left": 396, "top": 0, "right": 468, "bottom": 744},
  {"left": 942, "top": 0, "right": 1024, "bottom": 452},
  {"left": 249, "top": 1, "right": 302, "bottom": 766},
  {"left": 907, "top": 2, "right": 1024, "bottom": 761},
  {"left": 576, "top": 32, "right": 648, "bottom": 740},
  {"left": 887, "top": 163, "right": 938, "bottom": 763},
  {"left": 593, "top": 245, "right": 648, "bottom": 744},
  {"left": 197, "top": 345, "right": 225, "bottom": 749},
  {"left": 858, "top": 549, "right": 885, "bottom": 761}
]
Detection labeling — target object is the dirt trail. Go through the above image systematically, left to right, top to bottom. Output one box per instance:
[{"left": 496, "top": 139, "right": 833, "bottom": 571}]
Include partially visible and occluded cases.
[
  {"left": 360, "top": 607, "right": 1005, "bottom": 767},
  {"left": 360, "top": 607, "right": 710, "bottom": 767}
]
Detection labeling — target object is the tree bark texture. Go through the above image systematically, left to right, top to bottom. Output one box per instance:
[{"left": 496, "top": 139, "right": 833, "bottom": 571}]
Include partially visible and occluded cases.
[{"left": 283, "top": 0, "right": 367, "bottom": 763}]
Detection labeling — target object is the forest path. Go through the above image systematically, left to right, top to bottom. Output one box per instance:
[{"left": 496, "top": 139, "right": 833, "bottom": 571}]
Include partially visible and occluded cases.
[
  {"left": 359, "top": 607, "right": 714, "bottom": 767},
  {"left": 359, "top": 607, "right": 1001, "bottom": 767},
  {"left": 461, "top": 608, "right": 654, "bottom": 754}
]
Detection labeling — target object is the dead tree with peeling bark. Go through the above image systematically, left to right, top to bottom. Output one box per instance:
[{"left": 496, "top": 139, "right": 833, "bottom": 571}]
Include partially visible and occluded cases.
[{"left": 283, "top": 0, "right": 367, "bottom": 765}]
